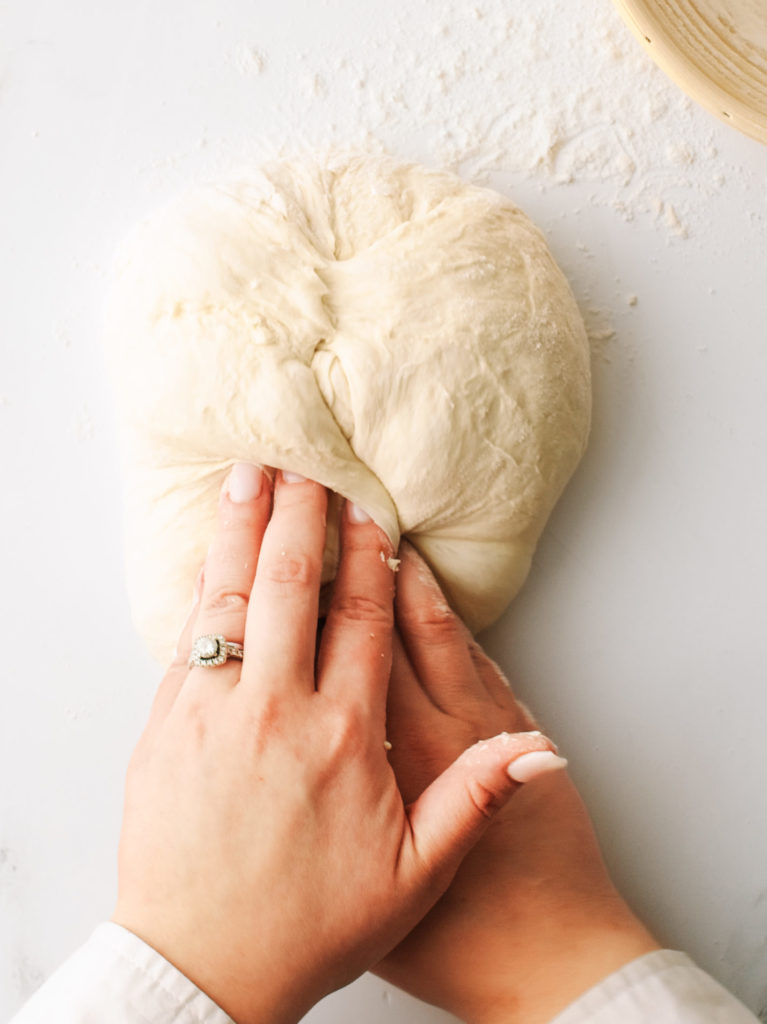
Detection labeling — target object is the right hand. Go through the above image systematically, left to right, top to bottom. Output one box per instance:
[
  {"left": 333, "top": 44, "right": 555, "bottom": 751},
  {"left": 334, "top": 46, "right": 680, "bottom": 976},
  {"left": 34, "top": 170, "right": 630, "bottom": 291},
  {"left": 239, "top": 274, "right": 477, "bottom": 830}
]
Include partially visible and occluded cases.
[
  {"left": 113, "top": 468, "right": 564, "bottom": 1024},
  {"left": 376, "top": 542, "right": 660, "bottom": 1024}
]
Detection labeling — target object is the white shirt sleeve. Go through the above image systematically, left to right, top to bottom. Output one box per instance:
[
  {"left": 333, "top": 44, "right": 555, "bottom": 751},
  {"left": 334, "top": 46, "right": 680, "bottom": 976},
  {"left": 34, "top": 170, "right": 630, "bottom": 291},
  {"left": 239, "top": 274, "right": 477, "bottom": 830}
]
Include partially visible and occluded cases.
[
  {"left": 9, "top": 922, "right": 235, "bottom": 1024},
  {"left": 10, "top": 928, "right": 760, "bottom": 1024},
  {"left": 550, "top": 948, "right": 760, "bottom": 1024}
]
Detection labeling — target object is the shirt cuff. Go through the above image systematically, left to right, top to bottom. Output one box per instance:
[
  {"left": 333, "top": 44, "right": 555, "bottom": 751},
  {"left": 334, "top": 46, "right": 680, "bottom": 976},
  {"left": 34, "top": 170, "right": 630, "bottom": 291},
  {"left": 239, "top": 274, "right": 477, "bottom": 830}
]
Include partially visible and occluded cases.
[
  {"left": 11, "top": 922, "right": 235, "bottom": 1024},
  {"left": 549, "top": 949, "right": 760, "bottom": 1024}
]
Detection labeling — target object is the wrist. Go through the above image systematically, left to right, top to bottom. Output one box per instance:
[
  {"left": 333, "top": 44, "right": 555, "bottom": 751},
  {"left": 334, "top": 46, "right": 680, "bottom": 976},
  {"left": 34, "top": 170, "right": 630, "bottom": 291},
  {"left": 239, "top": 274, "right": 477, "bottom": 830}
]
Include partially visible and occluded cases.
[
  {"left": 465, "top": 906, "right": 660, "bottom": 1024},
  {"left": 111, "top": 910, "right": 308, "bottom": 1024}
]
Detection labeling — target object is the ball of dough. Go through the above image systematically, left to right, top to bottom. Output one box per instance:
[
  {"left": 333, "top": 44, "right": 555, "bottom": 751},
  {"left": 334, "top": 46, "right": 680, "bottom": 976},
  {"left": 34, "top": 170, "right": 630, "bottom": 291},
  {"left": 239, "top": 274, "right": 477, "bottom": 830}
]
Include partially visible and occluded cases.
[{"left": 105, "top": 156, "right": 590, "bottom": 664}]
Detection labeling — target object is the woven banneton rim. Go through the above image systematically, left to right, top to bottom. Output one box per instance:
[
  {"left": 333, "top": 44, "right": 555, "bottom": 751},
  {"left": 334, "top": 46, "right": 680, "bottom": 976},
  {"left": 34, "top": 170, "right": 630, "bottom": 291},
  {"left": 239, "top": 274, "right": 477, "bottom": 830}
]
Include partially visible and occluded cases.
[{"left": 613, "top": 0, "right": 767, "bottom": 145}]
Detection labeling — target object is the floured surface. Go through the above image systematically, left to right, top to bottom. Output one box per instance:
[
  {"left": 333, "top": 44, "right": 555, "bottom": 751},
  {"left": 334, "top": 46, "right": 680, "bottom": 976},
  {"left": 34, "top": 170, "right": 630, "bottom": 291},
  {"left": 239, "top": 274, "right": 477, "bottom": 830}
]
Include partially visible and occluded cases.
[
  {"left": 3, "top": 0, "right": 767, "bottom": 1020},
  {"left": 206, "top": 0, "right": 761, "bottom": 244},
  {"left": 106, "top": 157, "right": 590, "bottom": 663}
]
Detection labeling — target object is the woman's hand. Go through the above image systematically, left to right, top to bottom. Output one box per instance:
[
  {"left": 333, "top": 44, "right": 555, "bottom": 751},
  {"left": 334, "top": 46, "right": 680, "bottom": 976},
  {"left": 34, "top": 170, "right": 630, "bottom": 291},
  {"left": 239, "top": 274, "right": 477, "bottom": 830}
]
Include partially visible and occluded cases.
[
  {"left": 113, "top": 465, "right": 561, "bottom": 1024},
  {"left": 376, "top": 542, "right": 659, "bottom": 1024}
]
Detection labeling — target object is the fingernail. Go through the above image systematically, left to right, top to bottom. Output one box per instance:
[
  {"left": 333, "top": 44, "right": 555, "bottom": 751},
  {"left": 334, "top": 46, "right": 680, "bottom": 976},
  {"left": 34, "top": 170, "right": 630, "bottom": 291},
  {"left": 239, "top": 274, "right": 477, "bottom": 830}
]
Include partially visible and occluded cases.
[
  {"left": 227, "top": 463, "right": 264, "bottom": 503},
  {"left": 281, "top": 470, "right": 306, "bottom": 484},
  {"left": 347, "top": 500, "right": 372, "bottom": 524},
  {"left": 519, "top": 729, "right": 559, "bottom": 753},
  {"left": 507, "top": 751, "right": 568, "bottom": 783}
]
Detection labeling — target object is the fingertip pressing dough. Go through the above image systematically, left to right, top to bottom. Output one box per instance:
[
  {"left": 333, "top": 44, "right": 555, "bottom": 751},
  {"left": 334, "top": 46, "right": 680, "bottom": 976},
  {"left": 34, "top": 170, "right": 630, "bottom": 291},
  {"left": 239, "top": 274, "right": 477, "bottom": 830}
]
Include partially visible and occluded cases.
[{"left": 105, "top": 155, "right": 591, "bottom": 664}]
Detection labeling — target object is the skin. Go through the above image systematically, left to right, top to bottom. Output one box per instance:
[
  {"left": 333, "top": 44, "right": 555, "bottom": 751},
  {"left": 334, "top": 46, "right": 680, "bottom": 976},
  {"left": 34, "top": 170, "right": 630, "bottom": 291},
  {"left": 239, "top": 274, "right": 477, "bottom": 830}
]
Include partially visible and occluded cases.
[
  {"left": 112, "top": 465, "right": 564, "bottom": 1024},
  {"left": 377, "top": 541, "right": 660, "bottom": 1023}
]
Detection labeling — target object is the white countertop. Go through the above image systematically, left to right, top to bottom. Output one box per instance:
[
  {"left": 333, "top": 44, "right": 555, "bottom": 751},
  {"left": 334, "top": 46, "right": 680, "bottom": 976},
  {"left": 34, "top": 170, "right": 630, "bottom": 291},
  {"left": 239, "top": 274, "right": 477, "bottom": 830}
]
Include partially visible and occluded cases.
[{"left": 2, "top": 0, "right": 766, "bottom": 1019}]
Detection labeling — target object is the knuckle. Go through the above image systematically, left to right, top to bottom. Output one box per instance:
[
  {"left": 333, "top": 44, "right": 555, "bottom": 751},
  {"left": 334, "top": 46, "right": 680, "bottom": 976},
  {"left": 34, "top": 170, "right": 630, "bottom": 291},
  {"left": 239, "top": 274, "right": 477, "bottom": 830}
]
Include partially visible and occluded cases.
[
  {"left": 262, "top": 551, "right": 318, "bottom": 589},
  {"left": 204, "top": 586, "right": 251, "bottom": 615},
  {"left": 332, "top": 592, "right": 392, "bottom": 626},
  {"left": 408, "top": 602, "right": 463, "bottom": 644},
  {"left": 323, "top": 703, "right": 368, "bottom": 761},
  {"left": 466, "top": 776, "right": 505, "bottom": 820}
]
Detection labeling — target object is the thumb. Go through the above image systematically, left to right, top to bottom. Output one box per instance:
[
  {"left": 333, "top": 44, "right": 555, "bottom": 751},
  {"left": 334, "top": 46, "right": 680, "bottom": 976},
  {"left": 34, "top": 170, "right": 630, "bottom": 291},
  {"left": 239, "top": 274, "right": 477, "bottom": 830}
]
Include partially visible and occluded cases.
[{"left": 405, "top": 731, "right": 567, "bottom": 880}]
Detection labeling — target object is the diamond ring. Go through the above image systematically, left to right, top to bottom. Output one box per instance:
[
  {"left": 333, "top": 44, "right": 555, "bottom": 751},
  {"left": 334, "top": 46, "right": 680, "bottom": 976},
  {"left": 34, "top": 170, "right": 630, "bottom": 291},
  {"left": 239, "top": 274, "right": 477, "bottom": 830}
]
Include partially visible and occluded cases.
[{"left": 189, "top": 634, "right": 245, "bottom": 669}]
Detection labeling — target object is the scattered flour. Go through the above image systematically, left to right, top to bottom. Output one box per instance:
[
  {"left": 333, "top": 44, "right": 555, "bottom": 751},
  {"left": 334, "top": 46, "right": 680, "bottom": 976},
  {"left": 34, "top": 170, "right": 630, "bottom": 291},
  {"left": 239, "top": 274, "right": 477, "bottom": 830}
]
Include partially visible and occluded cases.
[
  {"left": 130, "top": 0, "right": 765, "bottom": 366},
  {"left": 219, "top": 0, "right": 762, "bottom": 249},
  {"left": 230, "top": 44, "right": 266, "bottom": 77},
  {"left": 73, "top": 406, "right": 95, "bottom": 442}
]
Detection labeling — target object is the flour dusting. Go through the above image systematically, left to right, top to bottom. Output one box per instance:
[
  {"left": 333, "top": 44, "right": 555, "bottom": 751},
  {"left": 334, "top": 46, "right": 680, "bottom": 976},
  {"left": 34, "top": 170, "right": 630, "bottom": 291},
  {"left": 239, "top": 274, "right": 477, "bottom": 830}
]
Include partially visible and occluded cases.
[{"left": 218, "top": 0, "right": 762, "bottom": 250}]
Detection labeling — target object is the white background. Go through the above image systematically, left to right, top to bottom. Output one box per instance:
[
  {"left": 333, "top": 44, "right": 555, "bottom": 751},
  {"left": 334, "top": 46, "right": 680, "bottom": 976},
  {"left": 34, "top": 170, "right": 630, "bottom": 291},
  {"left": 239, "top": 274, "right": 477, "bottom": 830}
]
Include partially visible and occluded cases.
[{"left": 1, "top": 0, "right": 766, "bottom": 1020}]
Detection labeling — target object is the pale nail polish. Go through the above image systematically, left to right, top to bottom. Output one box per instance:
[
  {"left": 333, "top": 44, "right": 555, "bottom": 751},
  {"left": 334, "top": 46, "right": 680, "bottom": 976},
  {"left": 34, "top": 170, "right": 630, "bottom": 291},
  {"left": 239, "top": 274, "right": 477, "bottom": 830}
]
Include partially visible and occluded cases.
[
  {"left": 228, "top": 463, "right": 263, "bottom": 503},
  {"left": 282, "top": 470, "right": 306, "bottom": 484},
  {"left": 347, "top": 501, "right": 372, "bottom": 523},
  {"left": 519, "top": 730, "right": 559, "bottom": 753},
  {"left": 507, "top": 751, "right": 568, "bottom": 783}
]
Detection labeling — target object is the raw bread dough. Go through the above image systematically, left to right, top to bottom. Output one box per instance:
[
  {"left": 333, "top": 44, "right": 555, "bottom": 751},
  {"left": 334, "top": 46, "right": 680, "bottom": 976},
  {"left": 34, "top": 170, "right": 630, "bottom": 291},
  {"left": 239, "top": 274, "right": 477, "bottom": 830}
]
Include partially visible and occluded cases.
[{"left": 105, "top": 156, "right": 590, "bottom": 664}]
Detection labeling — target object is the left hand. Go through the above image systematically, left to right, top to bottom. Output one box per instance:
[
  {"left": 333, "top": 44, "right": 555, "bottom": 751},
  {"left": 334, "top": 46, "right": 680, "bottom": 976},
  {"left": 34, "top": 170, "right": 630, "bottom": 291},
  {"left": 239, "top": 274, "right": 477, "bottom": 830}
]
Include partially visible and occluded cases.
[
  {"left": 113, "top": 464, "right": 560, "bottom": 1024},
  {"left": 375, "top": 542, "right": 658, "bottom": 1024}
]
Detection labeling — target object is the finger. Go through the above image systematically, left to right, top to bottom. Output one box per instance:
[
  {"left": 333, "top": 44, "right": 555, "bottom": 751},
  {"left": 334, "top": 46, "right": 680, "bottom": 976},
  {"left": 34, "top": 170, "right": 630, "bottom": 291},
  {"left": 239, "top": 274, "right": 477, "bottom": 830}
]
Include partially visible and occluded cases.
[
  {"left": 188, "top": 463, "right": 272, "bottom": 686},
  {"left": 243, "top": 472, "right": 327, "bottom": 693},
  {"left": 317, "top": 500, "right": 396, "bottom": 720},
  {"left": 395, "top": 541, "right": 486, "bottom": 714},
  {"left": 173, "top": 566, "right": 206, "bottom": 666},
  {"left": 146, "top": 567, "right": 205, "bottom": 728},
  {"left": 388, "top": 629, "right": 443, "bottom": 725},
  {"left": 386, "top": 630, "right": 451, "bottom": 802},
  {"left": 465, "top": 638, "right": 536, "bottom": 727},
  {"left": 402, "top": 732, "right": 567, "bottom": 884}
]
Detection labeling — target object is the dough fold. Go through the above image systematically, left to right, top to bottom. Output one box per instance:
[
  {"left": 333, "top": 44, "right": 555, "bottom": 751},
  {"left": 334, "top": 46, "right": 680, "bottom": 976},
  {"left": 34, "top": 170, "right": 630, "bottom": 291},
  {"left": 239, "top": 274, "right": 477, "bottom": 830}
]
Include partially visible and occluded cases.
[{"left": 106, "top": 156, "right": 591, "bottom": 663}]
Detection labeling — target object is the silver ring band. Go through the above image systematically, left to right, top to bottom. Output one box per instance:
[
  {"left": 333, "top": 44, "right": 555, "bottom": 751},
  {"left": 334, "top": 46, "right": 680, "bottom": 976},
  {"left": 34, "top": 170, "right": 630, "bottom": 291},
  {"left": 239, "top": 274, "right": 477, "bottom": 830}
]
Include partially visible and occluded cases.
[{"left": 189, "top": 634, "right": 245, "bottom": 668}]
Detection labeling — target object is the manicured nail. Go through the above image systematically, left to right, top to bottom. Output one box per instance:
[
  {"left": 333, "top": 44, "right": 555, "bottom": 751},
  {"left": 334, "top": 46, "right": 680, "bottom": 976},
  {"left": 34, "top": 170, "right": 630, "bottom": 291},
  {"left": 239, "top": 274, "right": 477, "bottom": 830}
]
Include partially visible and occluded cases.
[
  {"left": 227, "top": 463, "right": 263, "bottom": 503},
  {"left": 282, "top": 470, "right": 306, "bottom": 484},
  {"left": 347, "top": 500, "right": 372, "bottom": 524},
  {"left": 518, "top": 729, "right": 559, "bottom": 753},
  {"left": 519, "top": 729, "right": 558, "bottom": 746},
  {"left": 507, "top": 751, "right": 568, "bottom": 783}
]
